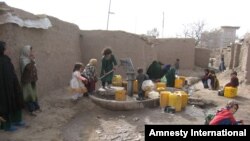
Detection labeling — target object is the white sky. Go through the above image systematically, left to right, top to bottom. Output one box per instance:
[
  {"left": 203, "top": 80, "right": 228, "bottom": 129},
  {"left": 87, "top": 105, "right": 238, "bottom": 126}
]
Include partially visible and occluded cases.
[{"left": 2, "top": 0, "right": 250, "bottom": 38}]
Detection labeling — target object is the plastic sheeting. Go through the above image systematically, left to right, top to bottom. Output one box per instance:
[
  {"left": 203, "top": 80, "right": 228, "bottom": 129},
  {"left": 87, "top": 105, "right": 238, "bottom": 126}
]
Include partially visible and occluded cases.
[{"left": 0, "top": 12, "right": 52, "bottom": 29}]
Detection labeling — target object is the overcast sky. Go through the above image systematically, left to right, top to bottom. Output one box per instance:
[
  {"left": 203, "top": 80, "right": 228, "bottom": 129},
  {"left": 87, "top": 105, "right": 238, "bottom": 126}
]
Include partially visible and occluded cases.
[{"left": 2, "top": 0, "right": 250, "bottom": 38}]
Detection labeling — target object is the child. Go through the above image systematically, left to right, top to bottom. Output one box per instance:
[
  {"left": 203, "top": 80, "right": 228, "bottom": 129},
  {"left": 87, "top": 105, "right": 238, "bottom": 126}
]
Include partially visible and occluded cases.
[
  {"left": 20, "top": 45, "right": 41, "bottom": 116},
  {"left": 100, "top": 47, "right": 117, "bottom": 89},
  {"left": 174, "top": 58, "right": 180, "bottom": 75},
  {"left": 82, "top": 59, "right": 98, "bottom": 94},
  {"left": 70, "top": 63, "right": 88, "bottom": 101},
  {"left": 136, "top": 68, "right": 149, "bottom": 100},
  {"left": 201, "top": 69, "right": 210, "bottom": 88},
  {"left": 209, "top": 70, "right": 220, "bottom": 90},
  {"left": 218, "top": 71, "right": 239, "bottom": 96},
  {"left": 225, "top": 71, "right": 239, "bottom": 88},
  {"left": 209, "top": 100, "right": 243, "bottom": 125}
]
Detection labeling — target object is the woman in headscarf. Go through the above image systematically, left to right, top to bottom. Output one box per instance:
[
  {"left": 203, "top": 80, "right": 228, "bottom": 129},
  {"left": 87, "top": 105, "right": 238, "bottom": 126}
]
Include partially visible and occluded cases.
[
  {"left": 0, "top": 41, "right": 24, "bottom": 131},
  {"left": 20, "top": 45, "right": 41, "bottom": 116},
  {"left": 82, "top": 58, "right": 98, "bottom": 94},
  {"left": 146, "top": 61, "right": 163, "bottom": 81}
]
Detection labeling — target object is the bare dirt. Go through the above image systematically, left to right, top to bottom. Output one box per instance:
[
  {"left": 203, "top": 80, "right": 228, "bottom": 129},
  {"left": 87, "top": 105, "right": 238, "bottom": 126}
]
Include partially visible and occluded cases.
[{"left": 0, "top": 68, "right": 249, "bottom": 141}]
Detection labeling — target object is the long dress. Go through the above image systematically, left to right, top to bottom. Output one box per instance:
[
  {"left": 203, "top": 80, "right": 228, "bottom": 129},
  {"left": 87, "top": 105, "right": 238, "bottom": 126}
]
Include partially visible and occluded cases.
[
  {"left": 20, "top": 45, "right": 40, "bottom": 113},
  {"left": 100, "top": 54, "right": 117, "bottom": 86},
  {"left": 0, "top": 55, "right": 24, "bottom": 130},
  {"left": 166, "top": 68, "right": 176, "bottom": 87},
  {"left": 70, "top": 71, "right": 86, "bottom": 93},
  {"left": 70, "top": 71, "right": 87, "bottom": 100}
]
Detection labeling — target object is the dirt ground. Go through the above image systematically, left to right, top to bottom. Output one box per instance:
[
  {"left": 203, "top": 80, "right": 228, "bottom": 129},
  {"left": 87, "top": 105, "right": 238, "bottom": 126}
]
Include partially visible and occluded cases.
[{"left": 0, "top": 68, "right": 249, "bottom": 141}]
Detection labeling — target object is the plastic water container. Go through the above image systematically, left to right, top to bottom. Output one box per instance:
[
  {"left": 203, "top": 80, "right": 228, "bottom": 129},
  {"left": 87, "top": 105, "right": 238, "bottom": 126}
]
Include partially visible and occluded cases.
[
  {"left": 112, "top": 75, "right": 123, "bottom": 86},
  {"left": 179, "top": 76, "right": 186, "bottom": 83},
  {"left": 174, "top": 77, "right": 184, "bottom": 89},
  {"left": 133, "top": 80, "right": 138, "bottom": 94},
  {"left": 156, "top": 82, "right": 166, "bottom": 89},
  {"left": 224, "top": 87, "right": 237, "bottom": 98},
  {"left": 115, "top": 90, "right": 126, "bottom": 101},
  {"left": 160, "top": 91, "right": 171, "bottom": 108},
  {"left": 175, "top": 91, "right": 188, "bottom": 109},
  {"left": 168, "top": 93, "right": 182, "bottom": 112}
]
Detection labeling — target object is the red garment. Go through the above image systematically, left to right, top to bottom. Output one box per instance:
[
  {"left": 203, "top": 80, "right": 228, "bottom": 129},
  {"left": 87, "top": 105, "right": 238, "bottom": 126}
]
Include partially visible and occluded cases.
[{"left": 209, "top": 109, "right": 237, "bottom": 125}]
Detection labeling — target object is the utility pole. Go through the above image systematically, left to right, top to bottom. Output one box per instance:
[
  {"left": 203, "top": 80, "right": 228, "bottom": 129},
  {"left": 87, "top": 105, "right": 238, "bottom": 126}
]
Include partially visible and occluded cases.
[
  {"left": 106, "top": 0, "right": 112, "bottom": 30},
  {"left": 162, "top": 12, "right": 165, "bottom": 38}
]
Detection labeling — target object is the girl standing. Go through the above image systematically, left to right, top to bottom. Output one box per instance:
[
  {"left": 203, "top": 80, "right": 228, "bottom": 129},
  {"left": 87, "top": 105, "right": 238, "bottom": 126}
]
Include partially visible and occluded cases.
[
  {"left": 20, "top": 45, "right": 40, "bottom": 116},
  {"left": 70, "top": 63, "right": 88, "bottom": 100}
]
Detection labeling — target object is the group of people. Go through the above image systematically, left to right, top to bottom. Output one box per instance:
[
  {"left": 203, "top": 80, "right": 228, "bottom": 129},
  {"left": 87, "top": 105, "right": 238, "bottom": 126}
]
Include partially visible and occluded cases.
[
  {"left": 1, "top": 39, "right": 244, "bottom": 131},
  {"left": 0, "top": 41, "right": 41, "bottom": 131},
  {"left": 69, "top": 47, "right": 117, "bottom": 101},
  {"left": 135, "top": 58, "right": 180, "bottom": 100},
  {"left": 201, "top": 68, "right": 241, "bottom": 125},
  {"left": 202, "top": 68, "right": 239, "bottom": 92},
  {"left": 201, "top": 69, "right": 220, "bottom": 90}
]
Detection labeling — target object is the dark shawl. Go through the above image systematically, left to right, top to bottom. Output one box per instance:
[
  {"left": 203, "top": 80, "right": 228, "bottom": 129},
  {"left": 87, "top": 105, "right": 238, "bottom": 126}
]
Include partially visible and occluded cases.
[
  {"left": 0, "top": 55, "right": 23, "bottom": 119},
  {"left": 146, "top": 61, "right": 163, "bottom": 80}
]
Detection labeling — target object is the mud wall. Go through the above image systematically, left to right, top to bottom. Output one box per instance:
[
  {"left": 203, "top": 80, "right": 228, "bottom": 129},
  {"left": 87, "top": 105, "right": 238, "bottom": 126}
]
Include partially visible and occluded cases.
[
  {"left": 0, "top": 17, "right": 81, "bottom": 97},
  {"left": 80, "top": 30, "right": 157, "bottom": 77},
  {"left": 241, "top": 37, "right": 250, "bottom": 83},
  {"left": 155, "top": 38, "right": 195, "bottom": 70},
  {"left": 232, "top": 43, "right": 241, "bottom": 68},
  {"left": 240, "top": 44, "right": 249, "bottom": 73},
  {"left": 245, "top": 45, "right": 250, "bottom": 83},
  {"left": 194, "top": 47, "right": 211, "bottom": 68}
]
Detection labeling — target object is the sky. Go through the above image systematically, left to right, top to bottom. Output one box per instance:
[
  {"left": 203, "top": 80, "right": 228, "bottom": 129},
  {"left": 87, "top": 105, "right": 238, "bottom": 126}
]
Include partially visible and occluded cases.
[{"left": 2, "top": 0, "right": 250, "bottom": 38}]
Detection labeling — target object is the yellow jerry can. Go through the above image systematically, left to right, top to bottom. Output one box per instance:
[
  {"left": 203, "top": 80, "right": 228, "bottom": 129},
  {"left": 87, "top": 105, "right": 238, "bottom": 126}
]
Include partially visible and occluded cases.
[
  {"left": 112, "top": 75, "right": 123, "bottom": 86},
  {"left": 179, "top": 76, "right": 186, "bottom": 83},
  {"left": 174, "top": 78, "right": 184, "bottom": 89},
  {"left": 133, "top": 80, "right": 138, "bottom": 94},
  {"left": 156, "top": 82, "right": 166, "bottom": 89},
  {"left": 157, "top": 87, "right": 166, "bottom": 92},
  {"left": 224, "top": 87, "right": 238, "bottom": 98},
  {"left": 115, "top": 89, "right": 126, "bottom": 101},
  {"left": 160, "top": 91, "right": 171, "bottom": 108},
  {"left": 175, "top": 91, "right": 188, "bottom": 109},
  {"left": 169, "top": 93, "right": 182, "bottom": 112}
]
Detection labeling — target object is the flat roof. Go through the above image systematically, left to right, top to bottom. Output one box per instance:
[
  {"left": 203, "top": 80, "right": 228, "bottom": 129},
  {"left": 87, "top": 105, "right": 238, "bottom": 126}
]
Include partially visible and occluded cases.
[{"left": 221, "top": 26, "right": 240, "bottom": 29}]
